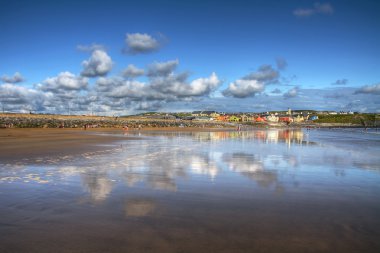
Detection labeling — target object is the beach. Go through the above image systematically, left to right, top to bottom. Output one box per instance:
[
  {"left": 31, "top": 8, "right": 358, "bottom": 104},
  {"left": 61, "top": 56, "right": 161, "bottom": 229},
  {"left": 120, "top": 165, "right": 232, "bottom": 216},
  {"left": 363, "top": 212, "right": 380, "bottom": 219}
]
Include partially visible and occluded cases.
[
  {"left": 0, "top": 127, "right": 237, "bottom": 162},
  {"left": 0, "top": 128, "right": 125, "bottom": 162},
  {"left": 1, "top": 128, "right": 380, "bottom": 252}
]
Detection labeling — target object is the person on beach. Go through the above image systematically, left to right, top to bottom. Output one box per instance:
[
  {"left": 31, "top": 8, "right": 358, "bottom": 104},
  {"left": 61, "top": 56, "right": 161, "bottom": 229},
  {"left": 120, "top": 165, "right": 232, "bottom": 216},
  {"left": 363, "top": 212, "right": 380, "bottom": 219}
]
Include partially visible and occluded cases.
[{"left": 123, "top": 125, "right": 129, "bottom": 131}]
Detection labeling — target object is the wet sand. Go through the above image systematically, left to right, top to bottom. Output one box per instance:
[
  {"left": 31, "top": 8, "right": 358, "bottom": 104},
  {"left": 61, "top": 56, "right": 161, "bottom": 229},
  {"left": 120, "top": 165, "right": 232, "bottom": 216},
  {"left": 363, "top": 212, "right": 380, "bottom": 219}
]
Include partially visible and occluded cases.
[
  {"left": 0, "top": 127, "right": 234, "bottom": 161},
  {"left": 0, "top": 128, "right": 126, "bottom": 161},
  {"left": 1, "top": 128, "right": 380, "bottom": 252}
]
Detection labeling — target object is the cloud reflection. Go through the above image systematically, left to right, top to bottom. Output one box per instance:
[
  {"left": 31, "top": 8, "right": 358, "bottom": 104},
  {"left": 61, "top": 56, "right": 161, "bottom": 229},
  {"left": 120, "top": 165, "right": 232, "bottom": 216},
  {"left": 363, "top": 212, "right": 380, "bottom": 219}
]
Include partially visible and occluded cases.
[
  {"left": 1, "top": 129, "right": 380, "bottom": 204},
  {"left": 223, "top": 153, "right": 279, "bottom": 188},
  {"left": 81, "top": 172, "right": 114, "bottom": 202},
  {"left": 125, "top": 199, "right": 156, "bottom": 217}
]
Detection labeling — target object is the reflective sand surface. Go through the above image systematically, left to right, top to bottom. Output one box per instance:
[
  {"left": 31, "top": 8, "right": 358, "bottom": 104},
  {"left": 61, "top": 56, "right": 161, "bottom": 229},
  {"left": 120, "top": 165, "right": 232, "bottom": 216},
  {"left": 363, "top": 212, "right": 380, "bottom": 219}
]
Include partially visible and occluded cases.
[{"left": 1, "top": 129, "right": 380, "bottom": 252}]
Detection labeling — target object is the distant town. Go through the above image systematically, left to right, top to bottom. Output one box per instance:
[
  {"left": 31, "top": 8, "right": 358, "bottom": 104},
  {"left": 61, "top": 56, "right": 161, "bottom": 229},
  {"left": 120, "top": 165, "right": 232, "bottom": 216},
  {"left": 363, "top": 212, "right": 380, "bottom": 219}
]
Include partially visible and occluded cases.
[
  {"left": 1, "top": 109, "right": 379, "bottom": 128},
  {"left": 132, "top": 109, "right": 372, "bottom": 123}
]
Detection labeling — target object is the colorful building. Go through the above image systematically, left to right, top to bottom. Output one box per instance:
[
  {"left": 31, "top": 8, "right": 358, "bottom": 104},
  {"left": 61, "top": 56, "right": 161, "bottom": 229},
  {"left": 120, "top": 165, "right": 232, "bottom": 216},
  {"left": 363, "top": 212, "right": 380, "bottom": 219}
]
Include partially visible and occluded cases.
[
  {"left": 229, "top": 115, "right": 240, "bottom": 122},
  {"left": 255, "top": 116, "right": 266, "bottom": 122}
]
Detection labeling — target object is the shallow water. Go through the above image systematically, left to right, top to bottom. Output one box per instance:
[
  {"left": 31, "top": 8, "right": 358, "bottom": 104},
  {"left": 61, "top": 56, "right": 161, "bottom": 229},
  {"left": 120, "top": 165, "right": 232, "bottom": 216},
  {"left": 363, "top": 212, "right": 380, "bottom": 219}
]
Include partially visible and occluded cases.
[{"left": 1, "top": 129, "right": 380, "bottom": 252}]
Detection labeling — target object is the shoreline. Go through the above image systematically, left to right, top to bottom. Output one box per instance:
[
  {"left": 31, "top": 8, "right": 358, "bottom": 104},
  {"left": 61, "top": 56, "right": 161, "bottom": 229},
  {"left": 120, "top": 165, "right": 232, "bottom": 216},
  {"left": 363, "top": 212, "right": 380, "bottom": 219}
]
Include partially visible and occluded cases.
[
  {"left": 0, "top": 113, "right": 376, "bottom": 129},
  {"left": 1, "top": 126, "right": 376, "bottom": 164},
  {"left": 0, "top": 127, "right": 237, "bottom": 163}
]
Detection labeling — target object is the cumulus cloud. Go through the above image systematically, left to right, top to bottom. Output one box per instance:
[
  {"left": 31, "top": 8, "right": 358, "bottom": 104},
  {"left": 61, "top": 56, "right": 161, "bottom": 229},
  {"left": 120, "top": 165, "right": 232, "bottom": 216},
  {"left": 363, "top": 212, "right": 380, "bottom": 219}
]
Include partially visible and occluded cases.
[
  {"left": 293, "top": 2, "right": 334, "bottom": 17},
  {"left": 124, "top": 33, "right": 162, "bottom": 55},
  {"left": 81, "top": 50, "right": 113, "bottom": 77},
  {"left": 85, "top": 58, "right": 221, "bottom": 112},
  {"left": 147, "top": 59, "right": 179, "bottom": 77},
  {"left": 122, "top": 64, "right": 145, "bottom": 78},
  {"left": 222, "top": 64, "right": 281, "bottom": 98},
  {"left": 243, "top": 65, "right": 279, "bottom": 84},
  {"left": 1, "top": 72, "right": 24, "bottom": 83},
  {"left": 38, "top": 72, "right": 88, "bottom": 92},
  {"left": 105, "top": 72, "right": 220, "bottom": 101},
  {"left": 151, "top": 72, "right": 220, "bottom": 99},
  {"left": 187, "top": 72, "right": 220, "bottom": 96},
  {"left": 96, "top": 76, "right": 124, "bottom": 92},
  {"left": 223, "top": 79, "right": 264, "bottom": 98},
  {"left": 332, "top": 79, "right": 348, "bottom": 85},
  {"left": 107, "top": 80, "right": 148, "bottom": 99},
  {"left": 3, "top": 81, "right": 380, "bottom": 114},
  {"left": 0, "top": 83, "right": 46, "bottom": 112},
  {"left": 0, "top": 83, "right": 39, "bottom": 104},
  {"left": 355, "top": 83, "right": 380, "bottom": 95},
  {"left": 125, "top": 86, "right": 379, "bottom": 113},
  {"left": 191, "top": 87, "right": 380, "bottom": 113},
  {"left": 283, "top": 87, "right": 299, "bottom": 99},
  {"left": 135, "top": 101, "right": 164, "bottom": 111}
]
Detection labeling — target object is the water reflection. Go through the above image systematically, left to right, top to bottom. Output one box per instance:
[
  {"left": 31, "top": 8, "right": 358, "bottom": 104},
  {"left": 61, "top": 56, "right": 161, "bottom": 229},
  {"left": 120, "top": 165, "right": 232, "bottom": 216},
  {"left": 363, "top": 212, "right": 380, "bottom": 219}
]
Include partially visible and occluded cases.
[
  {"left": 1, "top": 128, "right": 380, "bottom": 253},
  {"left": 1, "top": 129, "right": 380, "bottom": 203},
  {"left": 190, "top": 129, "right": 308, "bottom": 146},
  {"left": 223, "top": 153, "right": 279, "bottom": 188},
  {"left": 189, "top": 155, "right": 218, "bottom": 180},
  {"left": 81, "top": 172, "right": 114, "bottom": 202},
  {"left": 125, "top": 199, "right": 156, "bottom": 217}
]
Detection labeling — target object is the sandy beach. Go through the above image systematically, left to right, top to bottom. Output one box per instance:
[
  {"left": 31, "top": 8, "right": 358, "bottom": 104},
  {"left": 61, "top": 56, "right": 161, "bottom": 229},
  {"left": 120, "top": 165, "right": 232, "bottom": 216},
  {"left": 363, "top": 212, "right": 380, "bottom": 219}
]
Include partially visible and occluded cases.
[
  {"left": 0, "top": 127, "right": 235, "bottom": 161},
  {"left": 0, "top": 128, "right": 124, "bottom": 161},
  {"left": 1, "top": 128, "right": 380, "bottom": 253}
]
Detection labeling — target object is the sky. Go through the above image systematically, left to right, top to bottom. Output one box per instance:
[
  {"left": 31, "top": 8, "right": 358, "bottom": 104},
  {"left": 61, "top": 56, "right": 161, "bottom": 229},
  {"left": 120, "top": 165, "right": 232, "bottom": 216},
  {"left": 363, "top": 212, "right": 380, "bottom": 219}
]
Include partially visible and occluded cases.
[{"left": 1, "top": 0, "right": 379, "bottom": 115}]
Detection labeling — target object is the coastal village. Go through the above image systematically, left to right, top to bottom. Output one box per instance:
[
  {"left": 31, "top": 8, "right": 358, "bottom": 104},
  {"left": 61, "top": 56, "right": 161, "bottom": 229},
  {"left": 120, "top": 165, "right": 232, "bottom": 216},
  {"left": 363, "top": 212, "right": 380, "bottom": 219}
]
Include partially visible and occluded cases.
[
  {"left": 141, "top": 108, "right": 358, "bottom": 124},
  {"left": 189, "top": 108, "right": 319, "bottom": 123},
  {"left": 1, "top": 109, "right": 378, "bottom": 129}
]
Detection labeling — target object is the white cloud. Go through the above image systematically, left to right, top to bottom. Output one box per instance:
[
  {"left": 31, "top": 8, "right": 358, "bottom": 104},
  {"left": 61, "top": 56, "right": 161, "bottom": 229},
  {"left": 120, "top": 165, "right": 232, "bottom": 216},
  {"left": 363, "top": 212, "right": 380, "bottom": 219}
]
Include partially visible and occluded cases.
[
  {"left": 293, "top": 2, "right": 334, "bottom": 17},
  {"left": 124, "top": 33, "right": 161, "bottom": 55},
  {"left": 77, "top": 43, "right": 106, "bottom": 52},
  {"left": 81, "top": 50, "right": 113, "bottom": 77},
  {"left": 147, "top": 59, "right": 179, "bottom": 77},
  {"left": 222, "top": 63, "right": 283, "bottom": 99},
  {"left": 122, "top": 64, "right": 145, "bottom": 78},
  {"left": 244, "top": 65, "right": 279, "bottom": 83},
  {"left": 1, "top": 72, "right": 24, "bottom": 83},
  {"left": 38, "top": 72, "right": 89, "bottom": 91},
  {"left": 105, "top": 72, "right": 221, "bottom": 101},
  {"left": 187, "top": 72, "right": 221, "bottom": 96},
  {"left": 96, "top": 76, "right": 124, "bottom": 92},
  {"left": 223, "top": 79, "right": 264, "bottom": 98},
  {"left": 108, "top": 80, "right": 148, "bottom": 99},
  {"left": 3, "top": 81, "right": 380, "bottom": 114},
  {"left": 0, "top": 83, "right": 46, "bottom": 112},
  {"left": 0, "top": 83, "right": 39, "bottom": 104},
  {"left": 355, "top": 83, "right": 380, "bottom": 95},
  {"left": 191, "top": 87, "right": 380, "bottom": 113},
  {"left": 283, "top": 87, "right": 299, "bottom": 98},
  {"left": 135, "top": 101, "right": 164, "bottom": 111}
]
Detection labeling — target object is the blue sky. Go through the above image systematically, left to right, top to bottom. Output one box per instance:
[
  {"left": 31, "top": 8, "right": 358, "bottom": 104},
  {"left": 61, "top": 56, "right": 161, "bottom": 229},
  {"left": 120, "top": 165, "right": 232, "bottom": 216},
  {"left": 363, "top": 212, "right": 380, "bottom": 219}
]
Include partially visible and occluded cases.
[{"left": 1, "top": 0, "right": 379, "bottom": 114}]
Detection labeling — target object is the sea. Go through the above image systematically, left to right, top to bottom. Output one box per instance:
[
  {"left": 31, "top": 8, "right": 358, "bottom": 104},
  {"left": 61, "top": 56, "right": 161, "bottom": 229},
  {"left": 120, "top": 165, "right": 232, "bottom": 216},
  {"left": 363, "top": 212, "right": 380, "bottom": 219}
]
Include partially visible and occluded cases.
[{"left": 1, "top": 128, "right": 380, "bottom": 252}]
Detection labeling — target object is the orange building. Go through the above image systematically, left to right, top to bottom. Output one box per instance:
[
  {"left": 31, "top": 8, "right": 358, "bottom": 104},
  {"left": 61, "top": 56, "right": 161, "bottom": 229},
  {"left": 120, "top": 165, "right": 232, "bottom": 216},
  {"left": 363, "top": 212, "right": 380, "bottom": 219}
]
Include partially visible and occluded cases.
[{"left": 255, "top": 116, "right": 266, "bottom": 122}]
